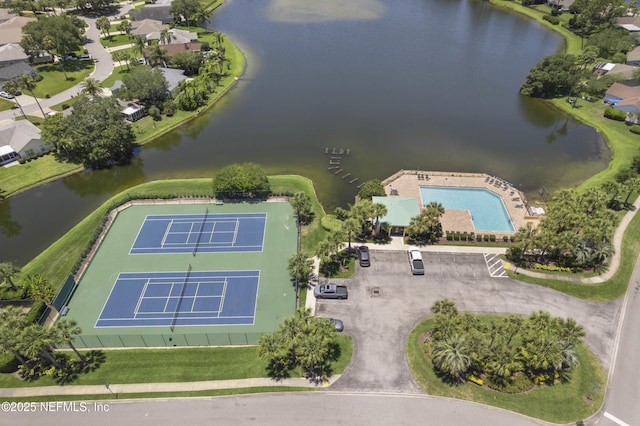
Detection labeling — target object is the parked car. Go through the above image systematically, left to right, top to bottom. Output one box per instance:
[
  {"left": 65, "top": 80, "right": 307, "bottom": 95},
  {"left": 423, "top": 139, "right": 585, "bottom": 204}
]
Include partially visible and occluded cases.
[
  {"left": 0, "top": 91, "right": 15, "bottom": 99},
  {"left": 357, "top": 245, "right": 370, "bottom": 267},
  {"left": 407, "top": 246, "right": 425, "bottom": 275},
  {"left": 313, "top": 284, "right": 348, "bottom": 299},
  {"left": 328, "top": 318, "right": 344, "bottom": 332}
]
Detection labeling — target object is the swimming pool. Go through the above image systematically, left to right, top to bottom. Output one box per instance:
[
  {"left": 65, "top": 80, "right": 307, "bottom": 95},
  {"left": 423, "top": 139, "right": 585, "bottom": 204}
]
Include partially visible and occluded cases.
[{"left": 419, "top": 186, "right": 515, "bottom": 232}]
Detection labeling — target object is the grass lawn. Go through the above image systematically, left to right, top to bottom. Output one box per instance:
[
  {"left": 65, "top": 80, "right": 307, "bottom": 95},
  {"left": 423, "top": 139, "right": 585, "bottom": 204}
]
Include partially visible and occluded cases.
[
  {"left": 99, "top": 34, "right": 133, "bottom": 49},
  {"left": 32, "top": 60, "right": 95, "bottom": 98},
  {"left": 100, "top": 64, "right": 130, "bottom": 88},
  {"left": 0, "top": 98, "right": 14, "bottom": 112},
  {"left": 0, "top": 155, "right": 81, "bottom": 198},
  {"left": 269, "top": 175, "right": 327, "bottom": 255},
  {"left": 406, "top": 317, "right": 606, "bottom": 424},
  {"left": 0, "top": 334, "right": 352, "bottom": 389}
]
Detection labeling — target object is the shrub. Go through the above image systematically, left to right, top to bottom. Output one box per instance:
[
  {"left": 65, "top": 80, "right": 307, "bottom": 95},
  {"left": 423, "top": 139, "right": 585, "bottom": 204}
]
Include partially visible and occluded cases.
[
  {"left": 542, "top": 14, "right": 559, "bottom": 25},
  {"left": 612, "top": 52, "right": 627, "bottom": 64},
  {"left": 45, "top": 94, "right": 50, "bottom": 99},
  {"left": 62, "top": 104, "right": 70, "bottom": 110},
  {"left": 148, "top": 105, "right": 161, "bottom": 121},
  {"left": 604, "top": 107, "right": 627, "bottom": 121},
  {"left": 630, "top": 125, "right": 640, "bottom": 135},
  {"left": 320, "top": 214, "right": 342, "bottom": 232},
  {"left": 446, "top": 233, "right": 452, "bottom": 241},
  {"left": 483, "top": 234, "right": 490, "bottom": 242},
  {"left": 490, "top": 234, "right": 496, "bottom": 242},
  {"left": 503, "top": 235, "right": 509, "bottom": 242},
  {"left": 510, "top": 235, "right": 516, "bottom": 242},
  {"left": 24, "top": 300, "right": 48, "bottom": 324},
  {"left": 0, "top": 353, "right": 19, "bottom": 373}
]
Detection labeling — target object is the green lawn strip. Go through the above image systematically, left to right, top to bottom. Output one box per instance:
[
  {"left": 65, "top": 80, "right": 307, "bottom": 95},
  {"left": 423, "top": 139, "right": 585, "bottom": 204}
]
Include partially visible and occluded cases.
[
  {"left": 200, "top": 0, "right": 223, "bottom": 11},
  {"left": 490, "top": 0, "right": 582, "bottom": 55},
  {"left": 99, "top": 34, "right": 132, "bottom": 49},
  {"left": 32, "top": 61, "right": 95, "bottom": 98},
  {"left": 100, "top": 65, "right": 130, "bottom": 89},
  {"left": 0, "top": 98, "right": 14, "bottom": 112},
  {"left": 0, "top": 155, "right": 81, "bottom": 198},
  {"left": 268, "top": 175, "right": 328, "bottom": 255},
  {"left": 406, "top": 318, "right": 606, "bottom": 424},
  {"left": 0, "top": 336, "right": 352, "bottom": 388},
  {"left": 2, "top": 387, "right": 314, "bottom": 403}
]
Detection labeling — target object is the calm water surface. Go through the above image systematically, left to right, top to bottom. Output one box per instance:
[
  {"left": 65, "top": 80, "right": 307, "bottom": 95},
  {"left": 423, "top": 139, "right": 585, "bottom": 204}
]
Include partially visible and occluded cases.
[{"left": 0, "top": 0, "right": 609, "bottom": 264}]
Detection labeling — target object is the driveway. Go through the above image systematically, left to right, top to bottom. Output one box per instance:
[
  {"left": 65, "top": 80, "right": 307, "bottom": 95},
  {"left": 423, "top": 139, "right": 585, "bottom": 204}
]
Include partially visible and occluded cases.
[{"left": 317, "top": 250, "right": 621, "bottom": 394}]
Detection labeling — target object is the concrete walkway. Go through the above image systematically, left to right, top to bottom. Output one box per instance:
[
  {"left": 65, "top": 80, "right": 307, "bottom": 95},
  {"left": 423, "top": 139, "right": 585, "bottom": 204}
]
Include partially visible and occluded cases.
[{"left": 0, "top": 376, "right": 339, "bottom": 398}]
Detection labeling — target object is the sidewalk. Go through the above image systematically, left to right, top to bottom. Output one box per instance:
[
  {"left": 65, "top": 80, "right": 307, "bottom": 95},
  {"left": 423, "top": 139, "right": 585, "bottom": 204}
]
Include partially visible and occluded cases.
[{"left": 0, "top": 375, "right": 339, "bottom": 398}]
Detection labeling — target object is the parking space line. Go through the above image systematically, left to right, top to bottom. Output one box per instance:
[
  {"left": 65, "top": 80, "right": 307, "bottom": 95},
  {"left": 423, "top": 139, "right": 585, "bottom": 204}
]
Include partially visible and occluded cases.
[
  {"left": 484, "top": 253, "right": 508, "bottom": 278},
  {"left": 604, "top": 412, "right": 630, "bottom": 426}
]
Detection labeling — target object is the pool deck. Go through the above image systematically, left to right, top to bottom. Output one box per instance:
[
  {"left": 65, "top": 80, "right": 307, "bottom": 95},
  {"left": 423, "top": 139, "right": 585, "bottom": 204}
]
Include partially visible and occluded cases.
[{"left": 381, "top": 170, "right": 540, "bottom": 235}]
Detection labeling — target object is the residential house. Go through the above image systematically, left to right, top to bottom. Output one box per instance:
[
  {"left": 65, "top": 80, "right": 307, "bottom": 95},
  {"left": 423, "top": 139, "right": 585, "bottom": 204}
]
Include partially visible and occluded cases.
[
  {"left": 547, "top": 0, "right": 575, "bottom": 11},
  {"left": 129, "top": 6, "right": 173, "bottom": 24},
  {"left": 0, "top": 15, "right": 36, "bottom": 45},
  {"left": 616, "top": 17, "right": 640, "bottom": 32},
  {"left": 131, "top": 19, "right": 168, "bottom": 39},
  {"left": 147, "top": 28, "right": 198, "bottom": 45},
  {"left": 144, "top": 42, "right": 202, "bottom": 60},
  {"left": 0, "top": 43, "right": 28, "bottom": 67},
  {"left": 627, "top": 46, "right": 640, "bottom": 67},
  {"left": 0, "top": 61, "right": 37, "bottom": 83},
  {"left": 593, "top": 62, "right": 636, "bottom": 80},
  {"left": 159, "top": 67, "right": 187, "bottom": 91},
  {"left": 603, "top": 82, "right": 640, "bottom": 105},
  {"left": 122, "top": 102, "right": 145, "bottom": 122},
  {"left": 0, "top": 119, "right": 52, "bottom": 165},
  {"left": 371, "top": 196, "right": 421, "bottom": 236}
]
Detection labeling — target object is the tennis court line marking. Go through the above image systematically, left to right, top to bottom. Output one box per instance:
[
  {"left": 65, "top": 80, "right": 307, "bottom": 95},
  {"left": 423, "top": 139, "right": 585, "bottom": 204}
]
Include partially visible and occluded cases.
[
  {"left": 160, "top": 219, "right": 174, "bottom": 249},
  {"left": 96, "top": 271, "right": 261, "bottom": 327},
  {"left": 217, "top": 278, "right": 228, "bottom": 318},
  {"left": 133, "top": 279, "right": 150, "bottom": 316},
  {"left": 604, "top": 412, "right": 630, "bottom": 426}
]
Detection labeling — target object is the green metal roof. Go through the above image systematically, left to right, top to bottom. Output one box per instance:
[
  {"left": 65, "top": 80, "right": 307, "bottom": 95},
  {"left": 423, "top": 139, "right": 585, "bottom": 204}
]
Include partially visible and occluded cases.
[{"left": 372, "top": 196, "right": 420, "bottom": 227}]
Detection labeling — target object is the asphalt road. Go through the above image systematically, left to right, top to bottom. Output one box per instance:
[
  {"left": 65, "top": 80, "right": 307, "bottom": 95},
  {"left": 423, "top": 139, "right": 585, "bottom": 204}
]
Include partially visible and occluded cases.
[
  {"left": 317, "top": 251, "right": 621, "bottom": 394},
  {"left": 1, "top": 393, "right": 550, "bottom": 426}
]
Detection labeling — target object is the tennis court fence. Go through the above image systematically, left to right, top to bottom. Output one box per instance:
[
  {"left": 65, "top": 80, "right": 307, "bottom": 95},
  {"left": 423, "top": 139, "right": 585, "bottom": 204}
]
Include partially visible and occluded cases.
[{"left": 72, "top": 332, "right": 265, "bottom": 348}]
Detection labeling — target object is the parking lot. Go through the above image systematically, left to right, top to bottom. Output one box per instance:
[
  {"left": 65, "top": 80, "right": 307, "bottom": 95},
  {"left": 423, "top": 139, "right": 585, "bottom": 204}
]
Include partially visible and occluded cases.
[{"left": 316, "top": 250, "right": 621, "bottom": 394}]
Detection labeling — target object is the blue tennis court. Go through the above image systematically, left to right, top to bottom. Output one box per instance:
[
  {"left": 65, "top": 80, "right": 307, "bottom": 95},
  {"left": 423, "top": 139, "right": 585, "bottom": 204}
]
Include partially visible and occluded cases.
[
  {"left": 130, "top": 213, "right": 267, "bottom": 254},
  {"left": 95, "top": 270, "right": 260, "bottom": 327}
]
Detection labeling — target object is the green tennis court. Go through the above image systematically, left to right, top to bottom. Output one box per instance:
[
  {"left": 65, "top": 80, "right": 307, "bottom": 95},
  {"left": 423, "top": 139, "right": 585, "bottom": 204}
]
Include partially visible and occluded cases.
[{"left": 65, "top": 201, "right": 297, "bottom": 348}]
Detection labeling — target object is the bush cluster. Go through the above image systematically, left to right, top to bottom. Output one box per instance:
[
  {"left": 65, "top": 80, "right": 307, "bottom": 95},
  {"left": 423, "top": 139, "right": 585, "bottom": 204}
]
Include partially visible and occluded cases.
[
  {"left": 542, "top": 14, "right": 560, "bottom": 25},
  {"left": 604, "top": 107, "right": 627, "bottom": 121},
  {"left": 629, "top": 125, "right": 640, "bottom": 135},
  {"left": 532, "top": 263, "right": 572, "bottom": 273}
]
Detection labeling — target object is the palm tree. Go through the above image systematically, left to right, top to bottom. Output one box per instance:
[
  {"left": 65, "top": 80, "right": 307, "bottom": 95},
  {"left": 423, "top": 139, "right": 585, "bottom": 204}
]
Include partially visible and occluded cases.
[
  {"left": 192, "top": 7, "right": 211, "bottom": 27},
  {"left": 96, "top": 16, "right": 111, "bottom": 40},
  {"left": 117, "top": 20, "right": 133, "bottom": 39},
  {"left": 159, "top": 28, "right": 175, "bottom": 45},
  {"left": 132, "top": 35, "right": 148, "bottom": 62},
  {"left": 148, "top": 44, "right": 170, "bottom": 67},
  {"left": 18, "top": 74, "right": 45, "bottom": 117},
  {"left": 79, "top": 77, "right": 103, "bottom": 97},
  {"left": 2, "top": 80, "right": 27, "bottom": 119},
  {"left": 623, "top": 177, "right": 640, "bottom": 205},
  {"left": 371, "top": 202, "right": 388, "bottom": 235},
  {"left": 342, "top": 217, "right": 361, "bottom": 249},
  {"left": 514, "top": 222, "right": 538, "bottom": 261},
  {"left": 590, "top": 239, "right": 613, "bottom": 270},
  {"left": 287, "top": 253, "right": 313, "bottom": 288},
  {"left": 0, "top": 261, "right": 21, "bottom": 290},
  {"left": 26, "top": 274, "right": 55, "bottom": 307},
  {"left": 0, "top": 306, "right": 30, "bottom": 369},
  {"left": 556, "top": 317, "right": 585, "bottom": 345},
  {"left": 53, "top": 318, "right": 87, "bottom": 363},
  {"left": 21, "top": 324, "right": 65, "bottom": 370},
  {"left": 432, "top": 334, "right": 471, "bottom": 381},
  {"left": 486, "top": 346, "right": 522, "bottom": 382}
]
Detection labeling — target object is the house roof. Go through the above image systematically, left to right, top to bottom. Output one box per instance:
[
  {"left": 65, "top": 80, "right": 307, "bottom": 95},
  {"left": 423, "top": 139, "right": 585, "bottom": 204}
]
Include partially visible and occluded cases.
[
  {"left": 548, "top": 0, "right": 575, "bottom": 9},
  {"left": 129, "top": 6, "right": 173, "bottom": 23},
  {"left": 0, "top": 16, "right": 36, "bottom": 44},
  {"left": 616, "top": 17, "right": 640, "bottom": 26},
  {"left": 131, "top": 19, "right": 168, "bottom": 36},
  {"left": 621, "top": 24, "right": 640, "bottom": 32},
  {"left": 147, "top": 28, "right": 198, "bottom": 44},
  {"left": 144, "top": 42, "right": 202, "bottom": 58},
  {"left": 0, "top": 43, "right": 28, "bottom": 62},
  {"left": 628, "top": 46, "right": 640, "bottom": 62},
  {"left": 0, "top": 61, "right": 36, "bottom": 82},
  {"left": 594, "top": 61, "right": 615, "bottom": 72},
  {"left": 607, "top": 64, "right": 636, "bottom": 80},
  {"left": 158, "top": 67, "right": 187, "bottom": 91},
  {"left": 605, "top": 82, "right": 640, "bottom": 100},
  {"left": 614, "top": 97, "right": 640, "bottom": 112},
  {"left": 122, "top": 103, "right": 144, "bottom": 115},
  {"left": 0, "top": 119, "right": 41, "bottom": 152},
  {"left": 372, "top": 196, "right": 421, "bottom": 227}
]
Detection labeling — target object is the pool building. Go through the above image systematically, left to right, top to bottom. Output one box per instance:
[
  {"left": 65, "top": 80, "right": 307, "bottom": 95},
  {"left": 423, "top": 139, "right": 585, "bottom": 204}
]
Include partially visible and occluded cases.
[{"left": 376, "top": 171, "right": 543, "bottom": 237}]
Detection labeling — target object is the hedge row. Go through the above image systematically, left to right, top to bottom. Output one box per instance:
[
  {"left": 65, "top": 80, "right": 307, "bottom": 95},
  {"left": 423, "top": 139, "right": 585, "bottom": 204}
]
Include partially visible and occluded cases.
[
  {"left": 542, "top": 14, "right": 559, "bottom": 25},
  {"left": 604, "top": 107, "right": 627, "bottom": 121}
]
